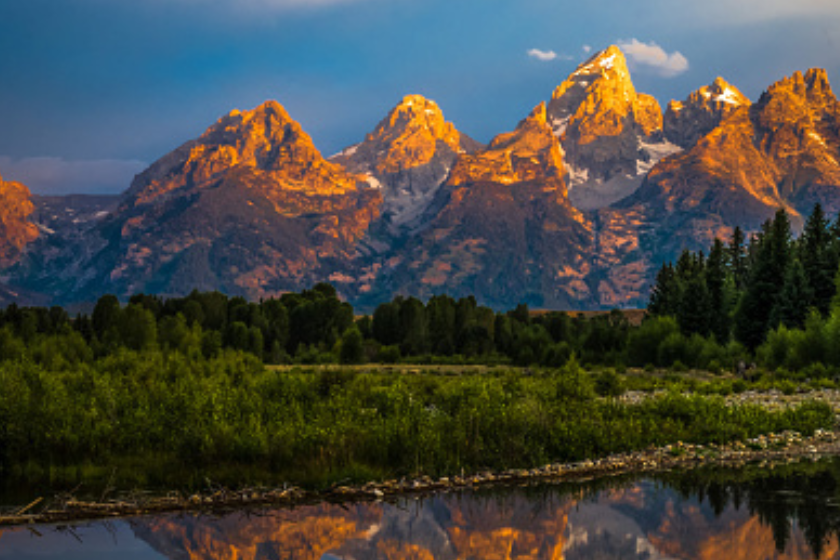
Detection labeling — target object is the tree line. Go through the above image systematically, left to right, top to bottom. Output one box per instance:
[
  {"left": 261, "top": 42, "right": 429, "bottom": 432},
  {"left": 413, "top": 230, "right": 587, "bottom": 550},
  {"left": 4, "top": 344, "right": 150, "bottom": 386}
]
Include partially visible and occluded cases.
[
  {"left": 648, "top": 204, "right": 840, "bottom": 373},
  {"left": 0, "top": 284, "right": 637, "bottom": 369}
]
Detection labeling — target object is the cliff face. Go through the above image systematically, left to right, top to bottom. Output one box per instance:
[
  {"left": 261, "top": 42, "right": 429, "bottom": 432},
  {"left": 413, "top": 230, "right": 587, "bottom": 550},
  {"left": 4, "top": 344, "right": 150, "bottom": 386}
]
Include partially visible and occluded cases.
[
  {"left": 547, "top": 45, "right": 681, "bottom": 210},
  {"left": 630, "top": 68, "right": 840, "bottom": 228},
  {"left": 664, "top": 77, "right": 751, "bottom": 149},
  {"left": 331, "top": 95, "right": 481, "bottom": 232},
  {"left": 24, "top": 101, "right": 382, "bottom": 302},
  {"left": 353, "top": 103, "right": 596, "bottom": 310},
  {"left": 0, "top": 172, "right": 38, "bottom": 268}
]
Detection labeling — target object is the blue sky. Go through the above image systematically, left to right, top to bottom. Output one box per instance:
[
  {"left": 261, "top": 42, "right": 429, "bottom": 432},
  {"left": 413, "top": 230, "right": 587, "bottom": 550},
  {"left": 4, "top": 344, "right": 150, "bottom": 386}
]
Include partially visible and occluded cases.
[{"left": 1, "top": 0, "right": 839, "bottom": 194}]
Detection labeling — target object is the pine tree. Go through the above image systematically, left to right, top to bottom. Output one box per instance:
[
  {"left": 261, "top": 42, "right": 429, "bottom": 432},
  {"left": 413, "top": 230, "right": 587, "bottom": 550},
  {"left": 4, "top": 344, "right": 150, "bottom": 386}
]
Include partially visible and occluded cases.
[
  {"left": 799, "top": 203, "right": 833, "bottom": 314},
  {"left": 734, "top": 210, "right": 792, "bottom": 349},
  {"left": 727, "top": 226, "right": 749, "bottom": 291},
  {"left": 706, "top": 238, "right": 731, "bottom": 342},
  {"left": 770, "top": 258, "right": 812, "bottom": 329},
  {"left": 648, "top": 263, "right": 680, "bottom": 317},
  {"left": 678, "top": 275, "right": 711, "bottom": 337}
]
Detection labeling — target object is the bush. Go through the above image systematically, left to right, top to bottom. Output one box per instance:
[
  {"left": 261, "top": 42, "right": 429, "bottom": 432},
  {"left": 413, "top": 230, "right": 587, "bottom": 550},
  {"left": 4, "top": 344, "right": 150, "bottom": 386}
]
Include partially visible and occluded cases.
[
  {"left": 625, "top": 316, "right": 680, "bottom": 367},
  {"left": 339, "top": 327, "right": 365, "bottom": 365},
  {"left": 376, "top": 345, "right": 402, "bottom": 364},
  {"left": 594, "top": 369, "right": 625, "bottom": 397}
]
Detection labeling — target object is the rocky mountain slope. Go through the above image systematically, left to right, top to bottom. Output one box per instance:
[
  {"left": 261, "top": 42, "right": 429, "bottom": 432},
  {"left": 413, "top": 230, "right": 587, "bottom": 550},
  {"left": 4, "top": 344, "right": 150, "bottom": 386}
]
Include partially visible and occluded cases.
[
  {"left": 547, "top": 45, "right": 681, "bottom": 210},
  {"left": 4, "top": 48, "right": 840, "bottom": 311},
  {"left": 619, "top": 67, "right": 840, "bottom": 266},
  {"left": 664, "top": 77, "right": 751, "bottom": 148},
  {"left": 330, "top": 95, "right": 482, "bottom": 233},
  {"left": 19, "top": 100, "right": 382, "bottom": 302},
  {"left": 354, "top": 103, "right": 596, "bottom": 309},
  {"left": 0, "top": 171, "right": 38, "bottom": 268}
]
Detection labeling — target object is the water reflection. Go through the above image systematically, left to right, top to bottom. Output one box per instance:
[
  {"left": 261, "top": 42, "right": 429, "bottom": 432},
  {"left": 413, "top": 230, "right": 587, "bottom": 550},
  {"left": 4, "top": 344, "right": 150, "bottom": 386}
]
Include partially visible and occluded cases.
[{"left": 3, "top": 460, "right": 840, "bottom": 559}]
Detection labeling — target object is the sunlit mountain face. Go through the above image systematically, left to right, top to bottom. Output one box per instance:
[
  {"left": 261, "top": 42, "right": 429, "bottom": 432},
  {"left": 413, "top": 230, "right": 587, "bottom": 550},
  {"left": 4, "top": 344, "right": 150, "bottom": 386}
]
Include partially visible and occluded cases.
[
  {"left": 2, "top": 47, "right": 840, "bottom": 310},
  {"left": 5, "top": 462, "right": 840, "bottom": 560}
]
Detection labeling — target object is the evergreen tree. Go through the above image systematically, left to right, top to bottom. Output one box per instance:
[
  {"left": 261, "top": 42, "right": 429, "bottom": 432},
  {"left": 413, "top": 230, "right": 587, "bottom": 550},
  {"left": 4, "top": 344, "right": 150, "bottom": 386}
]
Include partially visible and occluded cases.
[
  {"left": 799, "top": 203, "right": 834, "bottom": 314},
  {"left": 734, "top": 210, "right": 792, "bottom": 349},
  {"left": 728, "top": 226, "right": 749, "bottom": 291},
  {"left": 706, "top": 238, "right": 731, "bottom": 342},
  {"left": 770, "top": 258, "right": 812, "bottom": 330},
  {"left": 648, "top": 263, "right": 680, "bottom": 317},
  {"left": 830, "top": 267, "right": 840, "bottom": 314},
  {"left": 677, "top": 275, "right": 711, "bottom": 337},
  {"left": 509, "top": 303, "right": 530, "bottom": 325},
  {"left": 339, "top": 326, "right": 365, "bottom": 364}
]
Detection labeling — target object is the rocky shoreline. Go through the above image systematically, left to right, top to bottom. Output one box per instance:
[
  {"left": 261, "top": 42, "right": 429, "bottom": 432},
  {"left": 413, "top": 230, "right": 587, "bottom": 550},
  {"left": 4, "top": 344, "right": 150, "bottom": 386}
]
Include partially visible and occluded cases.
[{"left": 2, "top": 427, "right": 839, "bottom": 527}]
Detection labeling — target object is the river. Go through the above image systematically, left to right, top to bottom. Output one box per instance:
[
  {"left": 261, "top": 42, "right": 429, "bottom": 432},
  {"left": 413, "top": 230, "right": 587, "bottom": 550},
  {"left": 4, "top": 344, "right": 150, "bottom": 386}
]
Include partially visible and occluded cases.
[{"left": 2, "top": 459, "right": 840, "bottom": 559}]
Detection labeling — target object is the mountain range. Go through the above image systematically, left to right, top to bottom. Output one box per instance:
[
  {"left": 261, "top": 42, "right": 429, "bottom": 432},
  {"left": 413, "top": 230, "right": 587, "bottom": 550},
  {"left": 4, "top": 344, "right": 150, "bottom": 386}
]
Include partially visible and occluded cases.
[
  {"left": 2, "top": 45, "right": 840, "bottom": 310},
  {"left": 129, "top": 483, "right": 834, "bottom": 560}
]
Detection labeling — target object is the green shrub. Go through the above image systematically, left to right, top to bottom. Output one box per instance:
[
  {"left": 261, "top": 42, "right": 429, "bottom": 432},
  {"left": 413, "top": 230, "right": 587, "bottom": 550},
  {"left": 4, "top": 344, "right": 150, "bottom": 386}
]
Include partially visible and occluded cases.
[
  {"left": 376, "top": 345, "right": 402, "bottom": 364},
  {"left": 594, "top": 369, "right": 625, "bottom": 397}
]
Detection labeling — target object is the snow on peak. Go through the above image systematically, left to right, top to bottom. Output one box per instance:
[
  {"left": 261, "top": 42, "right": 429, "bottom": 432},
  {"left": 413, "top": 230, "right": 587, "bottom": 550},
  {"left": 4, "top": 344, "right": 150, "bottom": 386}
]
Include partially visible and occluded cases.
[
  {"left": 572, "top": 46, "right": 626, "bottom": 77},
  {"left": 598, "top": 53, "right": 617, "bottom": 70},
  {"left": 715, "top": 87, "right": 740, "bottom": 105},
  {"left": 337, "top": 144, "right": 360, "bottom": 158}
]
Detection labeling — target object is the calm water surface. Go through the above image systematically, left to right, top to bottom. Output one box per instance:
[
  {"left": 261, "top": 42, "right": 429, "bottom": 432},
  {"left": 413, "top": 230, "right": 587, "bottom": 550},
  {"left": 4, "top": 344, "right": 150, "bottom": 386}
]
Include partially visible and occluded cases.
[{"left": 3, "top": 460, "right": 840, "bottom": 559}]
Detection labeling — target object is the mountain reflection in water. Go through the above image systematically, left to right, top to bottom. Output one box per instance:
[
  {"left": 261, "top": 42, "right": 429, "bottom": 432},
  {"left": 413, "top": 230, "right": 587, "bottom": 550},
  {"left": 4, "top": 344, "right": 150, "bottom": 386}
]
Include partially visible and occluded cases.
[{"left": 3, "top": 460, "right": 840, "bottom": 559}]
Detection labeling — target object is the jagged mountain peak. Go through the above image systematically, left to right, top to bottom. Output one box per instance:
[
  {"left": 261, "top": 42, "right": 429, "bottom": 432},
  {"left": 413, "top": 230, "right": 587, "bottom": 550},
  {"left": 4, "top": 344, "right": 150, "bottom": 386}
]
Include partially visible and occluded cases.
[
  {"left": 545, "top": 44, "right": 673, "bottom": 210},
  {"left": 548, "top": 45, "right": 637, "bottom": 133},
  {"left": 571, "top": 45, "right": 630, "bottom": 78},
  {"left": 760, "top": 68, "right": 835, "bottom": 110},
  {"left": 805, "top": 68, "right": 832, "bottom": 93},
  {"left": 664, "top": 77, "right": 750, "bottom": 148},
  {"left": 667, "top": 77, "right": 749, "bottom": 114},
  {"left": 705, "top": 77, "right": 750, "bottom": 106},
  {"left": 328, "top": 94, "right": 482, "bottom": 232},
  {"left": 332, "top": 94, "right": 479, "bottom": 174},
  {"left": 374, "top": 94, "right": 451, "bottom": 139},
  {"left": 202, "top": 99, "right": 312, "bottom": 158},
  {"left": 125, "top": 100, "right": 364, "bottom": 207},
  {"left": 527, "top": 101, "right": 548, "bottom": 126},
  {"left": 448, "top": 102, "right": 566, "bottom": 189},
  {"left": 488, "top": 102, "right": 554, "bottom": 152}
]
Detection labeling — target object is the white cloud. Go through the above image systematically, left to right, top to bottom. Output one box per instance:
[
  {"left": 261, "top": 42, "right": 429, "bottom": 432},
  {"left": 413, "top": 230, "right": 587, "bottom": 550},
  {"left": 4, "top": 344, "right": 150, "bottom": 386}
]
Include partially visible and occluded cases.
[
  {"left": 616, "top": 39, "right": 689, "bottom": 77},
  {"left": 582, "top": 45, "right": 592, "bottom": 54},
  {"left": 527, "top": 48, "right": 558, "bottom": 62},
  {"left": 0, "top": 157, "right": 147, "bottom": 195}
]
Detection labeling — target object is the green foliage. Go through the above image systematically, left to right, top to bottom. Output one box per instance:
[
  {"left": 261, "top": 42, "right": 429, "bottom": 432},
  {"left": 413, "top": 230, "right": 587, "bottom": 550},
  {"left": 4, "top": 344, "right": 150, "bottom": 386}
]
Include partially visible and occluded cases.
[
  {"left": 735, "top": 209, "right": 792, "bottom": 349},
  {"left": 770, "top": 258, "right": 812, "bottom": 330},
  {"left": 625, "top": 316, "right": 680, "bottom": 367},
  {"left": 339, "top": 327, "right": 365, "bottom": 365},
  {"left": 1, "top": 339, "right": 829, "bottom": 486},
  {"left": 376, "top": 345, "right": 401, "bottom": 364},
  {"left": 594, "top": 369, "right": 625, "bottom": 397}
]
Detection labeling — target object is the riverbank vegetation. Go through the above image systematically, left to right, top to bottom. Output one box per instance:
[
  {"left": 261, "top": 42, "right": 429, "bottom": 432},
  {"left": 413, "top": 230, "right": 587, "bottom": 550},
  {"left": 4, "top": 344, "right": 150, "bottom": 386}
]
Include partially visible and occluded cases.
[{"left": 0, "top": 351, "right": 833, "bottom": 490}]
